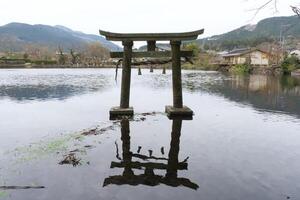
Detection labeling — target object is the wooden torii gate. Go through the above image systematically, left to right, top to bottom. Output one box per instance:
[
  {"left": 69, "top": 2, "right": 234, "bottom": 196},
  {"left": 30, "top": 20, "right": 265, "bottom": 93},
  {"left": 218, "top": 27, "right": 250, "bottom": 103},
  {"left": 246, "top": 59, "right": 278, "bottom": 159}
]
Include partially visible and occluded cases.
[{"left": 99, "top": 29, "right": 204, "bottom": 119}]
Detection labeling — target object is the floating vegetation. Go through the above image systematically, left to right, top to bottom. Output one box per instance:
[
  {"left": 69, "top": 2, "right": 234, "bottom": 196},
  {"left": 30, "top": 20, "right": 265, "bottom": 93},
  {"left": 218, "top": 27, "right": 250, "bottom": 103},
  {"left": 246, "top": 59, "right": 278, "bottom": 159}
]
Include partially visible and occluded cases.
[
  {"left": 4, "top": 111, "right": 161, "bottom": 167},
  {"left": 139, "top": 111, "right": 163, "bottom": 116},
  {"left": 133, "top": 112, "right": 164, "bottom": 122},
  {"left": 81, "top": 124, "right": 119, "bottom": 136},
  {"left": 81, "top": 129, "right": 97, "bottom": 136},
  {"left": 9, "top": 133, "right": 81, "bottom": 163},
  {"left": 59, "top": 153, "right": 81, "bottom": 167},
  {"left": 0, "top": 186, "right": 45, "bottom": 190},
  {"left": 0, "top": 191, "right": 8, "bottom": 198}
]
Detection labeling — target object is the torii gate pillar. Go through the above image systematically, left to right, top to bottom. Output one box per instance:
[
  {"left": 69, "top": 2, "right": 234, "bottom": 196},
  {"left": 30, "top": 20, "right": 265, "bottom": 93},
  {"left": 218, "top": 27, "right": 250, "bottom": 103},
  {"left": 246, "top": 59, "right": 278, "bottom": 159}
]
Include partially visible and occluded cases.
[
  {"left": 165, "top": 40, "right": 193, "bottom": 119},
  {"left": 170, "top": 40, "right": 183, "bottom": 108},
  {"left": 109, "top": 41, "right": 134, "bottom": 118},
  {"left": 120, "top": 41, "right": 133, "bottom": 109}
]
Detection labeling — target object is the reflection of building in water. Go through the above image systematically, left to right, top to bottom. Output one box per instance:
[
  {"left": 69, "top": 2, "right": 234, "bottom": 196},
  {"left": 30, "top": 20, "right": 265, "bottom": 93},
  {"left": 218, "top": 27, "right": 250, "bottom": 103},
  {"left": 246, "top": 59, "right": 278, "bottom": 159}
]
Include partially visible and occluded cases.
[
  {"left": 213, "top": 74, "right": 300, "bottom": 118},
  {"left": 230, "top": 75, "right": 300, "bottom": 96},
  {"left": 249, "top": 75, "right": 268, "bottom": 92},
  {"left": 103, "top": 118, "right": 199, "bottom": 190}
]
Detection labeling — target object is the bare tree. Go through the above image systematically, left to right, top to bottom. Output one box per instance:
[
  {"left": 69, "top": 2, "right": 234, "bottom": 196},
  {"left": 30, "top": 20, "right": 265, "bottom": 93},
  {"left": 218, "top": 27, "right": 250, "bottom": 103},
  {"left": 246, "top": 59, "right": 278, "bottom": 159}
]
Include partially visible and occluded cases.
[
  {"left": 248, "top": 0, "right": 278, "bottom": 20},
  {"left": 249, "top": 0, "right": 299, "bottom": 19},
  {"left": 291, "top": 5, "right": 300, "bottom": 17},
  {"left": 85, "top": 42, "right": 109, "bottom": 66},
  {"left": 24, "top": 44, "right": 53, "bottom": 60},
  {"left": 58, "top": 46, "right": 67, "bottom": 65},
  {"left": 69, "top": 49, "right": 80, "bottom": 65}
]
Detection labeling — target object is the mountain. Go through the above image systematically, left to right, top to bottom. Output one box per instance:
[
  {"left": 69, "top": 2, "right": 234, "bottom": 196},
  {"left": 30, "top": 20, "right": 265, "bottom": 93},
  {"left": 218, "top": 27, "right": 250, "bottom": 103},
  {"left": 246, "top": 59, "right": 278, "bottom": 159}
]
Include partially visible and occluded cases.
[
  {"left": 198, "top": 15, "right": 300, "bottom": 50},
  {"left": 0, "top": 23, "right": 121, "bottom": 52},
  {"left": 138, "top": 43, "right": 171, "bottom": 51}
]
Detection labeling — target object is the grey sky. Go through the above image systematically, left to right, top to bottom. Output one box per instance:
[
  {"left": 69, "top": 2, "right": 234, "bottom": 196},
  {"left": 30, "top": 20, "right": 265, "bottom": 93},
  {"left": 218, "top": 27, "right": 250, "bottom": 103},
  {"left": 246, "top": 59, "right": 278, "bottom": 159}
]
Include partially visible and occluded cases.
[{"left": 0, "top": 0, "right": 297, "bottom": 47}]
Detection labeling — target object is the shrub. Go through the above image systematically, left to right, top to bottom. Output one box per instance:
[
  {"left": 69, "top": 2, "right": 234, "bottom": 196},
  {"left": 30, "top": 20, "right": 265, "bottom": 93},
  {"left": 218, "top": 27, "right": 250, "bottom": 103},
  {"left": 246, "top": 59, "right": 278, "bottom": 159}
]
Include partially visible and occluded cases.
[
  {"left": 183, "top": 43, "right": 200, "bottom": 57},
  {"left": 23, "top": 53, "right": 29, "bottom": 59},
  {"left": 281, "top": 55, "right": 300, "bottom": 74},
  {"left": 33, "top": 60, "right": 57, "bottom": 65},
  {"left": 230, "top": 64, "right": 251, "bottom": 74}
]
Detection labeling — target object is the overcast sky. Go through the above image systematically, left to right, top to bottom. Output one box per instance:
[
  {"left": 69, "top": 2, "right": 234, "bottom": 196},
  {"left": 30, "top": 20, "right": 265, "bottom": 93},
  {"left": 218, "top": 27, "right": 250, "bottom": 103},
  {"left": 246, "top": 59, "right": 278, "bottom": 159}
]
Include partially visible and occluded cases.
[{"left": 0, "top": 0, "right": 298, "bottom": 47}]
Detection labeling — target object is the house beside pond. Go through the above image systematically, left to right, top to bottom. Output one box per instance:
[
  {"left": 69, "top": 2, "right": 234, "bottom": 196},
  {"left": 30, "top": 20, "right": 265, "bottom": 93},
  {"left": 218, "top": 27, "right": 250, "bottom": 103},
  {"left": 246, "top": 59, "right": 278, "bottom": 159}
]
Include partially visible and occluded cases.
[
  {"left": 222, "top": 48, "right": 270, "bottom": 66},
  {"left": 290, "top": 50, "right": 300, "bottom": 59}
]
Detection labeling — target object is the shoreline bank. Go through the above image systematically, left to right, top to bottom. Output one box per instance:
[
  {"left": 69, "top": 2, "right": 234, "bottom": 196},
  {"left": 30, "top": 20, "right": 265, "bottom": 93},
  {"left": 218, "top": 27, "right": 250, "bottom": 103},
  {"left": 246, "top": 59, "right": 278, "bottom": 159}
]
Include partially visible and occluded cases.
[{"left": 1, "top": 64, "right": 299, "bottom": 77}]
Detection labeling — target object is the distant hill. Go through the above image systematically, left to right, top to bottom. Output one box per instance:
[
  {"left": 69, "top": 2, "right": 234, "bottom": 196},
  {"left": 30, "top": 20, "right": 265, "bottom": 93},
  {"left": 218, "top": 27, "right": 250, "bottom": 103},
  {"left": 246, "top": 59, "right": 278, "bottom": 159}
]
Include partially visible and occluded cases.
[
  {"left": 198, "top": 15, "right": 300, "bottom": 50},
  {"left": 0, "top": 23, "right": 121, "bottom": 52},
  {"left": 138, "top": 43, "right": 171, "bottom": 51}
]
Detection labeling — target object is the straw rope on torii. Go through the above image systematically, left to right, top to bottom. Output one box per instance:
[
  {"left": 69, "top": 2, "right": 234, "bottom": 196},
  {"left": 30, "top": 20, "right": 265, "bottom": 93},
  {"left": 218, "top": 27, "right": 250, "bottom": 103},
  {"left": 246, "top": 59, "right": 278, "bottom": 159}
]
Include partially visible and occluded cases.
[{"left": 114, "top": 56, "right": 194, "bottom": 81}]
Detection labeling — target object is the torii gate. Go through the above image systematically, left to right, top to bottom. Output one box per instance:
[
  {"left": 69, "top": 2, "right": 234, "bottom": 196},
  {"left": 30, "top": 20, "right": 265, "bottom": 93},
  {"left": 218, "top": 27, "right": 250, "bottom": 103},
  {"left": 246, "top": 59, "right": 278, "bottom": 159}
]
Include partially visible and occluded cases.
[{"left": 99, "top": 29, "right": 204, "bottom": 119}]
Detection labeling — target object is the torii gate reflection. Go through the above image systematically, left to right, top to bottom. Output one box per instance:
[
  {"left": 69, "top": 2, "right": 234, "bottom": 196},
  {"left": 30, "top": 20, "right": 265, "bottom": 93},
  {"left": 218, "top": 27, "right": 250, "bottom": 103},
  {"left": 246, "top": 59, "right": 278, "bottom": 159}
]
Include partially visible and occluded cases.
[{"left": 103, "top": 118, "right": 199, "bottom": 190}]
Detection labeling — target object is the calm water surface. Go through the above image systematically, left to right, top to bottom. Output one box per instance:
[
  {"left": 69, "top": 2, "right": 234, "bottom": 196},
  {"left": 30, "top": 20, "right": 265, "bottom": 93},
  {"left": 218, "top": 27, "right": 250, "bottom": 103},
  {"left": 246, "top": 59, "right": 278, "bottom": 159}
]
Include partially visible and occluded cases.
[{"left": 0, "top": 68, "right": 300, "bottom": 200}]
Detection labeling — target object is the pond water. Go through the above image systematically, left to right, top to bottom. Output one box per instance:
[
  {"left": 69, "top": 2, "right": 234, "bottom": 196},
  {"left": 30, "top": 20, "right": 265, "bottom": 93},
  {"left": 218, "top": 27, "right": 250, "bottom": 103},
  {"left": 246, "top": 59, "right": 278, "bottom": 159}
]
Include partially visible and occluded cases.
[{"left": 0, "top": 68, "right": 300, "bottom": 200}]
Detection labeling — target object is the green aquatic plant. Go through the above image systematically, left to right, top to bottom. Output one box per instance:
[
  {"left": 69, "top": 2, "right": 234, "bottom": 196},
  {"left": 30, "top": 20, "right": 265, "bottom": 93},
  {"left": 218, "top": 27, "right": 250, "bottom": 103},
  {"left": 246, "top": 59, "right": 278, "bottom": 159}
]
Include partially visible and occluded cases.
[
  {"left": 6, "top": 114, "right": 157, "bottom": 164},
  {"left": 7, "top": 123, "right": 117, "bottom": 163},
  {"left": 10, "top": 132, "right": 82, "bottom": 163},
  {"left": 0, "top": 191, "right": 8, "bottom": 198}
]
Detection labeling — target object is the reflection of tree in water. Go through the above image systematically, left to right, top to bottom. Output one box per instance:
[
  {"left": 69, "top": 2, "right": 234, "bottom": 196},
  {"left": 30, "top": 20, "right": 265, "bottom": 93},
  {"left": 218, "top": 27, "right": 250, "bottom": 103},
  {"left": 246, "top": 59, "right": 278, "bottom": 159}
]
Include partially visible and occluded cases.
[
  {"left": 182, "top": 73, "right": 300, "bottom": 118},
  {"left": 0, "top": 74, "right": 111, "bottom": 101},
  {"left": 0, "top": 85, "right": 104, "bottom": 101},
  {"left": 103, "top": 118, "right": 199, "bottom": 190}
]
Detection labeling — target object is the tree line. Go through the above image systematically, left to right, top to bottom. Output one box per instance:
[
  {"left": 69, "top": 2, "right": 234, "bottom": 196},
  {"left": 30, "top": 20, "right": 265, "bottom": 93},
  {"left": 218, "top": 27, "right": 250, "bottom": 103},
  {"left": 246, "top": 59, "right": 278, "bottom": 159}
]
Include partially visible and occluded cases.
[{"left": 0, "top": 42, "right": 110, "bottom": 66}]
